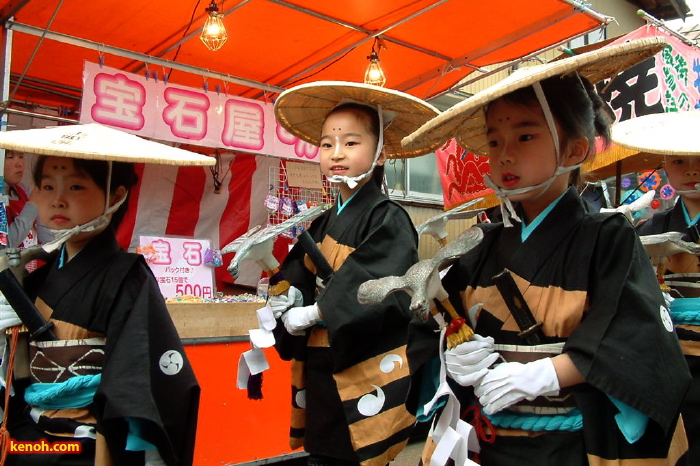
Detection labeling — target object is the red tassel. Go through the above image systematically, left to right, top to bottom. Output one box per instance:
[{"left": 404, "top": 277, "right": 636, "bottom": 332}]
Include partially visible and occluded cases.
[{"left": 446, "top": 317, "right": 466, "bottom": 337}]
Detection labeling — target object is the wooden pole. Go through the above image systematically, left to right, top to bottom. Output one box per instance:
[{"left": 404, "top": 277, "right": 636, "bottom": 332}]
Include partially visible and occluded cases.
[{"left": 615, "top": 160, "right": 622, "bottom": 207}]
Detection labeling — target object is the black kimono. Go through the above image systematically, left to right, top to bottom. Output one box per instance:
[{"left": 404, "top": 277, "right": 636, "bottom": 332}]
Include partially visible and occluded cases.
[
  {"left": 275, "top": 181, "right": 419, "bottom": 466},
  {"left": 439, "top": 187, "right": 690, "bottom": 465},
  {"left": 637, "top": 199, "right": 700, "bottom": 464},
  {"left": 8, "top": 227, "right": 200, "bottom": 465}
]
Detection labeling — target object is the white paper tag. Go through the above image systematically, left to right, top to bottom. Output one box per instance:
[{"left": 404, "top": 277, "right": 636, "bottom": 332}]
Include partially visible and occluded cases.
[
  {"left": 256, "top": 305, "right": 277, "bottom": 331},
  {"left": 424, "top": 327, "right": 481, "bottom": 466},
  {"left": 249, "top": 328, "right": 275, "bottom": 348},
  {"left": 236, "top": 348, "right": 270, "bottom": 389},
  {"left": 236, "top": 353, "right": 250, "bottom": 389},
  {"left": 460, "top": 420, "right": 480, "bottom": 456},
  {"left": 431, "top": 425, "right": 459, "bottom": 466}
]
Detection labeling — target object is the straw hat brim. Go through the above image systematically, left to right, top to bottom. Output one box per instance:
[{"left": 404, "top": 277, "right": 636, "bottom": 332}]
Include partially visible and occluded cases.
[
  {"left": 402, "top": 37, "right": 669, "bottom": 157},
  {"left": 274, "top": 81, "right": 441, "bottom": 159},
  {"left": 611, "top": 110, "right": 700, "bottom": 156},
  {"left": 0, "top": 123, "right": 215, "bottom": 166}
]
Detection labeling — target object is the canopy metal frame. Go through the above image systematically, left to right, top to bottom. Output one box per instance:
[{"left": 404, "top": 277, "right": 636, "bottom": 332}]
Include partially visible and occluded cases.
[{"left": 1, "top": 0, "right": 609, "bottom": 103}]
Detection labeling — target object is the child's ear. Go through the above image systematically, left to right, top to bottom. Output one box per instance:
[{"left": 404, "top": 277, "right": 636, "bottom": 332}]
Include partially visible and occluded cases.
[
  {"left": 565, "top": 137, "right": 589, "bottom": 166},
  {"left": 376, "top": 147, "right": 387, "bottom": 167},
  {"left": 110, "top": 186, "right": 127, "bottom": 207}
]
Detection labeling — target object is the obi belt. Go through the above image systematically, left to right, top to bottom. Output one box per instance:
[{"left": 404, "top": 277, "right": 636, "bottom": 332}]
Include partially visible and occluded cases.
[
  {"left": 26, "top": 337, "right": 105, "bottom": 439},
  {"left": 487, "top": 342, "right": 583, "bottom": 432}
]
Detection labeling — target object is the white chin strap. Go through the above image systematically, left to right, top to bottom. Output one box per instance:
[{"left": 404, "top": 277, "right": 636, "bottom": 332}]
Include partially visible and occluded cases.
[
  {"left": 487, "top": 81, "right": 581, "bottom": 228},
  {"left": 326, "top": 104, "right": 387, "bottom": 190},
  {"left": 43, "top": 161, "right": 127, "bottom": 253},
  {"left": 483, "top": 165, "right": 580, "bottom": 228},
  {"left": 675, "top": 183, "right": 700, "bottom": 195},
  {"left": 44, "top": 195, "right": 127, "bottom": 252}
]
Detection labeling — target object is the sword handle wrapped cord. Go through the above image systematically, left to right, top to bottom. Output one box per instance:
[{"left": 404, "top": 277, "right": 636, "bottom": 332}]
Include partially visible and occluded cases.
[{"left": 296, "top": 229, "right": 334, "bottom": 285}]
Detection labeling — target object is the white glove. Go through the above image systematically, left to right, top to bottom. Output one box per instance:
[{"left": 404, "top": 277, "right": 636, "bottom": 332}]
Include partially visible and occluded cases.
[
  {"left": 267, "top": 286, "right": 304, "bottom": 318},
  {"left": 0, "top": 292, "right": 21, "bottom": 389},
  {"left": 0, "top": 293, "right": 21, "bottom": 330},
  {"left": 281, "top": 304, "right": 321, "bottom": 336},
  {"left": 445, "top": 334, "right": 501, "bottom": 386},
  {"left": 474, "top": 358, "right": 560, "bottom": 415}
]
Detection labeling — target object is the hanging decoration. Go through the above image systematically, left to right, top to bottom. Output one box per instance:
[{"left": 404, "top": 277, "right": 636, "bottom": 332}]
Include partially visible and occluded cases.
[
  {"left": 200, "top": 0, "right": 228, "bottom": 51},
  {"left": 364, "top": 37, "right": 387, "bottom": 87},
  {"left": 209, "top": 151, "right": 223, "bottom": 194},
  {"left": 638, "top": 170, "right": 661, "bottom": 192},
  {"left": 659, "top": 184, "right": 676, "bottom": 200}
]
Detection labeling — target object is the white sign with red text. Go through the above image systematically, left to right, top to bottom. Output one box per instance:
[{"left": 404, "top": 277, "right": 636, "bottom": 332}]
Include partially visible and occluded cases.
[
  {"left": 80, "top": 61, "right": 319, "bottom": 162},
  {"left": 138, "top": 235, "right": 216, "bottom": 299}
]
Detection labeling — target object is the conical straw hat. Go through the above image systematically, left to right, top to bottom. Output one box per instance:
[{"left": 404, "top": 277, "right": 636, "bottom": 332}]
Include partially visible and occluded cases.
[
  {"left": 402, "top": 37, "right": 669, "bottom": 157},
  {"left": 274, "top": 81, "right": 440, "bottom": 159},
  {"left": 612, "top": 110, "right": 700, "bottom": 156},
  {"left": 0, "top": 123, "right": 214, "bottom": 166}
]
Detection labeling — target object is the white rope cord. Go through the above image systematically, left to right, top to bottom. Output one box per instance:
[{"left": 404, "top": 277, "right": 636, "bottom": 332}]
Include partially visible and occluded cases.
[
  {"left": 486, "top": 82, "right": 580, "bottom": 227},
  {"left": 326, "top": 103, "right": 390, "bottom": 190},
  {"left": 44, "top": 161, "right": 127, "bottom": 252}
]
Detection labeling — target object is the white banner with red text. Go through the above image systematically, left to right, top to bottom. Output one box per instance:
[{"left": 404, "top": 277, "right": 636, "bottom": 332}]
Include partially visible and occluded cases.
[{"left": 80, "top": 61, "right": 319, "bottom": 163}]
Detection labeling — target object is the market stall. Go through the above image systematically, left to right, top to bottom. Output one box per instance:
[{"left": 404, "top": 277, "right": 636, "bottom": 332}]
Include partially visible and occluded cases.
[{"left": 168, "top": 300, "right": 301, "bottom": 464}]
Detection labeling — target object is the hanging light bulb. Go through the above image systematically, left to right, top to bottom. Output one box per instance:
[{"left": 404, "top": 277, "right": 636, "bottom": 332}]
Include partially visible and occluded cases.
[
  {"left": 200, "top": 0, "right": 228, "bottom": 51},
  {"left": 364, "top": 38, "right": 387, "bottom": 87}
]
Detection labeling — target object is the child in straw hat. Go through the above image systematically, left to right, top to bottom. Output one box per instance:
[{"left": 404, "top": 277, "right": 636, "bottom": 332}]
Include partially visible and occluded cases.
[
  {"left": 402, "top": 37, "right": 690, "bottom": 465},
  {"left": 272, "top": 81, "right": 440, "bottom": 466},
  {"left": 615, "top": 110, "right": 700, "bottom": 464},
  {"left": 0, "top": 126, "right": 202, "bottom": 466}
]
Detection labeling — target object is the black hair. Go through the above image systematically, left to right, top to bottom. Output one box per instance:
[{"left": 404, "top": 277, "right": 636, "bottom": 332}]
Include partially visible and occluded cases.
[
  {"left": 493, "top": 73, "right": 614, "bottom": 186},
  {"left": 324, "top": 102, "right": 386, "bottom": 191},
  {"left": 33, "top": 156, "right": 139, "bottom": 229}
]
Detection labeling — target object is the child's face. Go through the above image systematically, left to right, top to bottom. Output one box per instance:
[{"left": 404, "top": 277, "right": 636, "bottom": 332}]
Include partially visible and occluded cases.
[
  {"left": 485, "top": 98, "right": 567, "bottom": 201},
  {"left": 319, "top": 109, "right": 384, "bottom": 195},
  {"left": 4, "top": 151, "right": 25, "bottom": 186},
  {"left": 664, "top": 155, "right": 700, "bottom": 199},
  {"left": 35, "top": 157, "right": 108, "bottom": 231}
]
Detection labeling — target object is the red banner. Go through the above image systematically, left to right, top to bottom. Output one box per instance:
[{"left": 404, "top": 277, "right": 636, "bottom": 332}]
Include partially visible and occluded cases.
[{"left": 436, "top": 139, "right": 493, "bottom": 210}]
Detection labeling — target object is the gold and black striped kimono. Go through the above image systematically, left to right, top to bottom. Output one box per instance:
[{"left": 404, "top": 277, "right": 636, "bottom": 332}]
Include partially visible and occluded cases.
[
  {"left": 274, "top": 181, "right": 420, "bottom": 466},
  {"left": 439, "top": 187, "right": 690, "bottom": 465},
  {"left": 637, "top": 199, "right": 700, "bottom": 465},
  {"left": 10, "top": 227, "right": 200, "bottom": 466}
]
